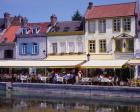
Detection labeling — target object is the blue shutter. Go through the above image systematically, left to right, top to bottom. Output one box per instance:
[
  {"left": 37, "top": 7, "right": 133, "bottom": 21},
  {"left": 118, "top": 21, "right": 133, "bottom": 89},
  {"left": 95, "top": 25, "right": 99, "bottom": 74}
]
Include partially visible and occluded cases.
[
  {"left": 19, "top": 43, "right": 22, "bottom": 55},
  {"left": 28, "top": 43, "right": 32, "bottom": 55},
  {"left": 37, "top": 43, "right": 39, "bottom": 55}
]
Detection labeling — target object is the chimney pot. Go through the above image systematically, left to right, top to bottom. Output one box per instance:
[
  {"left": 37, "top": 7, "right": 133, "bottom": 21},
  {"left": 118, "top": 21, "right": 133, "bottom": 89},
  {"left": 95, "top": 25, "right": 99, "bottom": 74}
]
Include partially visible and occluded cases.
[
  {"left": 88, "top": 2, "right": 93, "bottom": 9},
  {"left": 4, "top": 12, "right": 11, "bottom": 29},
  {"left": 50, "top": 14, "right": 57, "bottom": 26}
]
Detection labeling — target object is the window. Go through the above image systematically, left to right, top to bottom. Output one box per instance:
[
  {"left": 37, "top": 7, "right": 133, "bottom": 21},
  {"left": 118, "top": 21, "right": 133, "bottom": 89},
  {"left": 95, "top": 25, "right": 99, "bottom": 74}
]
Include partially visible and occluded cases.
[
  {"left": 113, "top": 18, "right": 121, "bottom": 32},
  {"left": 123, "top": 18, "right": 131, "bottom": 31},
  {"left": 99, "top": 20, "right": 106, "bottom": 33},
  {"left": 88, "top": 21, "right": 96, "bottom": 33},
  {"left": 32, "top": 26, "right": 40, "bottom": 34},
  {"left": 22, "top": 27, "right": 29, "bottom": 34},
  {"left": 115, "top": 39, "right": 122, "bottom": 52},
  {"left": 115, "top": 39, "right": 134, "bottom": 52},
  {"left": 126, "top": 39, "right": 134, "bottom": 52},
  {"left": 88, "top": 40, "right": 95, "bottom": 53},
  {"left": 99, "top": 40, "right": 106, "bottom": 53},
  {"left": 77, "top": 41, "right": 83, "bottom": 53},
  {"left": 60, "top": 42, "right": 66, "bottom": 53},
  {"left": 69, "top": 42, "right": 75, "bottom": 53},
  {"left": 20, "top": 43, "right": 28, "bottom": 55},
  {"left": 32, "top": 43, "right": 38, "bottom": 55},
  {"left": 52, "top": 43, "right": 57, "bottom": 54},
  {"left": 4, "top": 50, "right": 13, "bottom": 59}
]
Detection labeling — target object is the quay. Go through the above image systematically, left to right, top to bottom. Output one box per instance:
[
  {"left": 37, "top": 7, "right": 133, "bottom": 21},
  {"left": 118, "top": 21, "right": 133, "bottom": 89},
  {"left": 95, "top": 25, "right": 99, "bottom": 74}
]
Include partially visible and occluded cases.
[{"left": 1, "top": 82, "right": 140, "bottom": 98}]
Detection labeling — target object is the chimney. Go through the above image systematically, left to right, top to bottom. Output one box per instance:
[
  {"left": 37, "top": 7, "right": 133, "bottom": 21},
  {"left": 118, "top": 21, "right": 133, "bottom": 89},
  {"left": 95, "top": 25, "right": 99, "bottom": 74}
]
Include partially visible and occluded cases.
[
  {"left": 88, "top": 2, "right": 93, "bottom": 9},
  {"left": 4, "top": 12, "right": 11, "bottom": 29},
  {"left": 50, "top": 14, "right": 57, "bottom": 26},
  {"left": 21, "top": 17, "right": 28, "bottom": 27}
]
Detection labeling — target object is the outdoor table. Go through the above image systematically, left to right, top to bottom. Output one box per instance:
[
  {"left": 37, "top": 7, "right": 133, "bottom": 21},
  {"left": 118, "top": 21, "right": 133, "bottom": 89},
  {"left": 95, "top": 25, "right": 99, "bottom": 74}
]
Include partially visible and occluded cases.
[
  {"left": 20, "top": 75, "right": 28, "bottom": 83},
  {"left": 40, "top": 76, "right": 47, "bottom": 83},
  {"left": 57, "top": 77, "right": 63, "bottom": 83},
  {"left": 80, "top": 77, "right": 92, "bottom": 85},
  {"left": 101, "top": 78, "right": 112, "bottom": 83}
]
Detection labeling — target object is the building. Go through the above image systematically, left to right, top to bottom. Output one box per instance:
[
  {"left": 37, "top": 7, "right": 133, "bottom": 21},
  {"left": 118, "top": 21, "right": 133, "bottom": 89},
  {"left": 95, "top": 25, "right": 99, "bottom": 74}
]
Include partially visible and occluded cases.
[
  {"left": 83, "top": 2, "right": 138, "bottom": 78},
  {"left": 85, "top": 2, "right": 137, "bottom": 59},
  {"left": 0, "top": 12, "right": 22, "bottom": 60},
  {"left": 47, "top": 15, "right": 85, "bottom": 61},
  {"left": 15, "top": 21, "right": 48, "bottom": 60}
]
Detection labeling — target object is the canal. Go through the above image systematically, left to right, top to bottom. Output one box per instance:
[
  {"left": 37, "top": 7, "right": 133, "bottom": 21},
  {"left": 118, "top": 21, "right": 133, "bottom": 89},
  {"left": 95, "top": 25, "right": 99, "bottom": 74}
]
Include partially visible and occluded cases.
[{"left": 0, "top": 90, "right": 140, "bottom": 112}]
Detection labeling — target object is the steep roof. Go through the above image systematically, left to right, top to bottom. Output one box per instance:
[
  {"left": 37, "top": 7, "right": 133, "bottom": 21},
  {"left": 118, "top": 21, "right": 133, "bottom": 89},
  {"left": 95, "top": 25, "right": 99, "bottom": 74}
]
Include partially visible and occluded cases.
[
  {"left": 85, "top": 2, "right": 136, "bottom": 20},
  {"left": 48, "top": 21, "right": 83, "bottom": 33},
  {"left": 26, "top": 22, "right": 49, "bottom": 34},
  {"left": 0, "top": 25, "right": 21, "bottom": 43}
]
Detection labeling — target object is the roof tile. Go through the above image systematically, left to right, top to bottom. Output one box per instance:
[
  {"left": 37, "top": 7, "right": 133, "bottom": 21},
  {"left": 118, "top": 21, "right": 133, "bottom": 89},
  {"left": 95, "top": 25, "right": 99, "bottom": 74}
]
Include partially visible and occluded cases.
[{"left": 85, "top": 2, "right": 136, "bottom": 19}]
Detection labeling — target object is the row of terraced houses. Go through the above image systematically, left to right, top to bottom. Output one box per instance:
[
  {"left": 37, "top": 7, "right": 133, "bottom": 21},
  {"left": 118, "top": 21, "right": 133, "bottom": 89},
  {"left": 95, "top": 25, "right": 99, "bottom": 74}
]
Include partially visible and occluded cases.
[{"left": 0, "top": 2, "right": 140, "bottom": 80}]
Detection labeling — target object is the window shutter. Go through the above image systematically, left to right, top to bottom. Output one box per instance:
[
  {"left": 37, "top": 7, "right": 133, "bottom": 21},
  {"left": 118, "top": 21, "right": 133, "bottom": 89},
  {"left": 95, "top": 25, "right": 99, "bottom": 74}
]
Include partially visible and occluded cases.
[
  {"left": 19, "top": 43, "right": 22, "bottom": 55},
  {"left": 28, "top": 43, "right": 32, "bottom": 55},
  {"left": 37, "top": 43, "right": 39, "bottom": 55}
]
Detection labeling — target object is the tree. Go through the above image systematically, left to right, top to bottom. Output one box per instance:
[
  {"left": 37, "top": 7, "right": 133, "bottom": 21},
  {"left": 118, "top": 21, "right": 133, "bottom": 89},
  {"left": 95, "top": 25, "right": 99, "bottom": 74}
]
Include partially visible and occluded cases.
[{"left": 72, "top": 10, "right": 82, "bottom": 21}]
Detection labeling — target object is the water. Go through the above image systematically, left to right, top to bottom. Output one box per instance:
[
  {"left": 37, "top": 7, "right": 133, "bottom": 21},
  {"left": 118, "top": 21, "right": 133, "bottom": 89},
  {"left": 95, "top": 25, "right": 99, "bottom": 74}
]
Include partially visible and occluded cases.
[{"left": 0, "top": 91, "right": 140, "bottom": 112}]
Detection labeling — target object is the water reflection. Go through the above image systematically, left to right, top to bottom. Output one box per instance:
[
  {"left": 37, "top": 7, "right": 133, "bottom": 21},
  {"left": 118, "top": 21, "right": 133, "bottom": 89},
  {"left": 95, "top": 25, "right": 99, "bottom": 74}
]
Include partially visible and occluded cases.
[{"left": 0, "top": 91, "right": 140, "bottom": 112}]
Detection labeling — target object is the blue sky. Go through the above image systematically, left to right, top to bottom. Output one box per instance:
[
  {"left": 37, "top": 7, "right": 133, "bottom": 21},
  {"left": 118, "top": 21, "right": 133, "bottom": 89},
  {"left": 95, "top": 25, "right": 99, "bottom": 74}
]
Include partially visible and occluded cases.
[{"left": 0, "top": 0, "right": 135, "bottom": 22}]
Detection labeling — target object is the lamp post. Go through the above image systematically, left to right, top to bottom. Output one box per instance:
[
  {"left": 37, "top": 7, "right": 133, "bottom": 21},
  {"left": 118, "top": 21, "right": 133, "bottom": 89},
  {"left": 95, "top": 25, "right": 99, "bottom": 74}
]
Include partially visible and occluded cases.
[
  {"left": 43, "top": 50, "right": 47, "bottom": 75},
  {"left": 43, "top": 50, "right": 46, "bottom": 56},
  {"left": 87, "top": 53, "right": 90, "bottom": 77},
  {"left": 87, "top": 53, "right": 90, "bottom": 61}
]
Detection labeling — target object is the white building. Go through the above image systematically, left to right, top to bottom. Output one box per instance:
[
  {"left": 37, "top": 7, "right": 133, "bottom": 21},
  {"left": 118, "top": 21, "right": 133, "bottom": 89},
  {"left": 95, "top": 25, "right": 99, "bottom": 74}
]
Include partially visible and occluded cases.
[
  {"left": 83, "top": 2, "right": 140, "bottom": 79},
  {"left": 85, "top": 2, "right": 137, "bottom": 60},
  {"left": 46, "top": 15, "right": 85, "bottom": 61}
]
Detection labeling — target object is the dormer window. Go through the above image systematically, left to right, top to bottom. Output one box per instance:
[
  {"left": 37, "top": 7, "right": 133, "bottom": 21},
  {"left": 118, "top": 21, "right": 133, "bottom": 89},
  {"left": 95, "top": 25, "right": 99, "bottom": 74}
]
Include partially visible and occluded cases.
[
  {"left": 32, "top": 26, "right": 40, "bottom": 34},
  {"left": 22, "top": 27, "right": 30, "bottom": 34}
]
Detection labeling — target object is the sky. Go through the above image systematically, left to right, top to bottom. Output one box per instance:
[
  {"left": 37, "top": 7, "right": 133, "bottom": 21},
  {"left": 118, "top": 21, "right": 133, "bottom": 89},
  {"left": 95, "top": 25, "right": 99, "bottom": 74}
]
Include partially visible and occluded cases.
[{"left": 0, "top": 0, "right": 136, "bottom": 22}]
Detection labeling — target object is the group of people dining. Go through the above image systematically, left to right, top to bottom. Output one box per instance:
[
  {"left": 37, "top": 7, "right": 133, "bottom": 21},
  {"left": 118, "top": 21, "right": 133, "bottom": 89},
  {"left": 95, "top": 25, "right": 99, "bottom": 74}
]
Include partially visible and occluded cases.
[{"left": 0, "top": 70, "right": 84, "bottom": 84}]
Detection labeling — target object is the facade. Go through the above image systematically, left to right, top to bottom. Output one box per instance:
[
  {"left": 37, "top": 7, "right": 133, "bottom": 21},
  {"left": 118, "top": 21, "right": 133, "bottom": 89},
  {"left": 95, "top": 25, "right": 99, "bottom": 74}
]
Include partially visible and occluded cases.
[
  {"left": 0, "top": 2, "right": 140, "bottom": 80},
  {"left": 85, "top": 2, "right": 137, "bottom": 60},
  {"left": 0, "top": 12, "right": 22, "bottom": 60},
  {"left": 47, "top": 15, "right": 85, "bottom": 61},
  {"left": 16, "top": 22, "right": 48, "bottom": 60},
  {"left": 0, "top": 43, "right": 16, "bottom": 59}
]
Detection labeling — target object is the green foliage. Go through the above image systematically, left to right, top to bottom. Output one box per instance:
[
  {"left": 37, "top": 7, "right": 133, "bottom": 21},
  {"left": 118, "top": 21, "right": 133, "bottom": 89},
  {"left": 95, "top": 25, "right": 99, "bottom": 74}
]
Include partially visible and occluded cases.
[{"left": 72, "top": 10, "right": 82, "bottom": 21}]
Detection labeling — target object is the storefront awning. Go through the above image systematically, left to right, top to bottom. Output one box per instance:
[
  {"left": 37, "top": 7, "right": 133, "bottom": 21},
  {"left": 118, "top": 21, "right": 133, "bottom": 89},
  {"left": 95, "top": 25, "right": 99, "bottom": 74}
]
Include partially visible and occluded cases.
[
  {"left": 128, "top": 59, "right": 140, "bottom": 65},
  {"left": 0, "top": 60, "right": 84, "bottom": 68},
  {"left": 81, "top": 60, "right": 128, "bottom": 68}
]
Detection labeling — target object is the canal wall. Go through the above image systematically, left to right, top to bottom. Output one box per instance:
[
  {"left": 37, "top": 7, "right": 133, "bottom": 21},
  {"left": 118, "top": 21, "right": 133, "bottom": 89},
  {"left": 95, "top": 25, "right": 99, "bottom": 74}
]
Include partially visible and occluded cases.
[
  {"left": 0, "top": 82, "right": 11, "bottom": 90},
  {"left": 11, "top": 83, "right": 140, "bottom": 98}
]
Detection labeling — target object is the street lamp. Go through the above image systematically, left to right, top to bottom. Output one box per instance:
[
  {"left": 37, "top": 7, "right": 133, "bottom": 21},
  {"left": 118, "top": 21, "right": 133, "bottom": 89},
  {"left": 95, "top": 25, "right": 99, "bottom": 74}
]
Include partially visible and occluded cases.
[
  {"left": 43, "top": 50, "right": 46, "bottom": 56},
  {"left": 87, "top": 53, "right": 90, "bottom": 61},
  {"left": 87, "top": 53, "right": 90, "bottom": 77}
]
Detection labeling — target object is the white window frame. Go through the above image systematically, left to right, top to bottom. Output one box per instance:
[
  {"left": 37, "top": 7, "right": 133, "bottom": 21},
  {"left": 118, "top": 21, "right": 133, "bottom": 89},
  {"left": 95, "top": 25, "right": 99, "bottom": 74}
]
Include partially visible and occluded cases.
[
  {"left": 113, "top": 18, "right": 121, "bottom": 32},
  {"left": 123, "top": 18, "right": 131, "bottom": 31},
  {"left": 99, "top": 20, "right": 106, "bottom": 33},
  {"left": 88, "top": 21, "right": 96, "bottom": 33},
  {"left": 32, "top": 26, "right": 40, "bottom": 34},
  {"left": 22, "top": 27, "right": 30, "bottom": 34},
  {"left": 88, "top": 40, "right": 96, "bottom": 53},
  {"left": 99, "top": 40, "right": 106, "bottom": 53},
  {"left": 77, "top": 41, "right": 83, "bottom": 53},
  {"left": 60, "top": 42, "right": 66, "bottom": 53},
  {"left": 68, "top": 42, "right": 75, "bottom": 53},
  {"left": 22, "top": 43, "right": 27, "bottom": 55},
  {"left": 32, "top": 43, "right": 38, "bottom": 55},
  {"left": 52, "top": 43, "right": 57, "bottom": 54}
]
